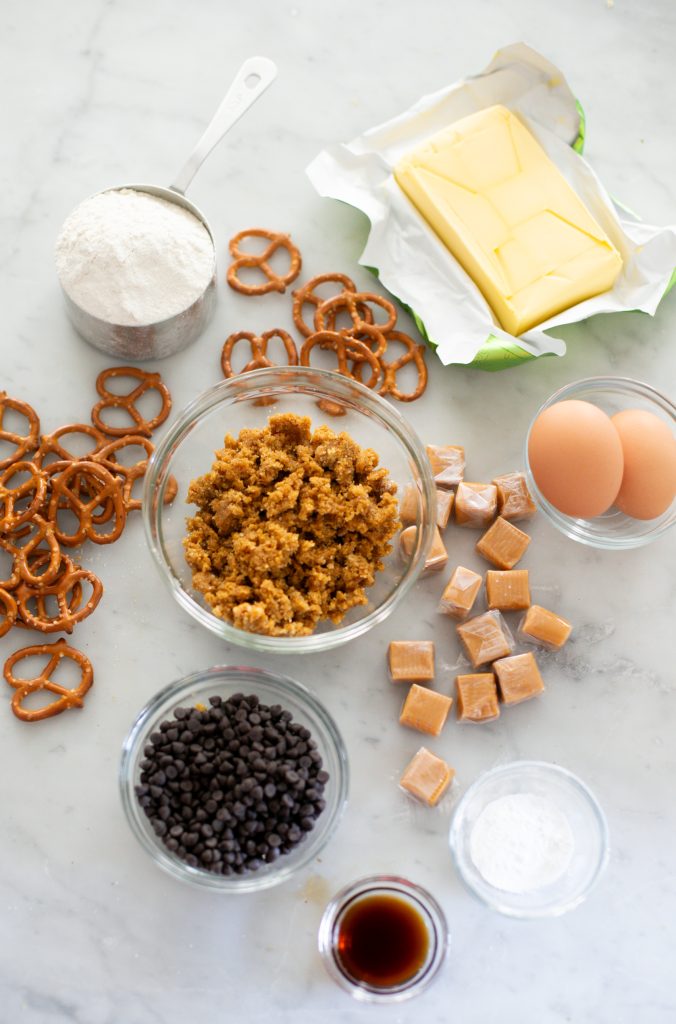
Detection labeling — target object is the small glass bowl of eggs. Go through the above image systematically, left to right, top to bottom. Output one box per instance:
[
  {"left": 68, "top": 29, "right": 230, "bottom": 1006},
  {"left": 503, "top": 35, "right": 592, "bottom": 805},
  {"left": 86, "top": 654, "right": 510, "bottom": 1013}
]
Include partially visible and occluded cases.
[{"left": 524, "top": 377, "right": 676, "bottom": 550}]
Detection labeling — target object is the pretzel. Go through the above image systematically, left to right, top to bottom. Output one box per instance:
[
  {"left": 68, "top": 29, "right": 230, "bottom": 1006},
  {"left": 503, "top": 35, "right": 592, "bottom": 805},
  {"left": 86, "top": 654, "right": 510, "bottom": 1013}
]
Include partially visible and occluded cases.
[
  {"left": 226, "top": 229, "right": 302, "bottom": 296},
  {"left": 292, "top": 273, "right": 360, "bottom": 337},
  {"left": 314, "top": 291, "right": 397, "bottom": 335},
  {"left": 221, "top": 329, "right": 298, "bottom": 378},
  {"left": 300, "top": 331, "right": 382, "bottom": 391},
  {"left": 376, "top": 331, "right": 428, "bottom": 402},
  {"left": 91, "top": 367, "right": 172, "bottom": 438},
  {"left": 0, "top": 392, "right": 40, "bottom": 470},
  {"left": 33, "top": 423, "right": 107, "bottom": 468},
  {"left": 91, "top": 435, "right": 155, "bottom": 512},
  {"left": 0, "top": 461, "right": 47, "bottom": 532},
  {"left": 47, "top": 461, "right": 126, "bottom": 546},
  {"left": 0, "top": 516, "right": 62, "bottom": 587},
  {"left": 0, "top": 548, "right": 21, "bottom": 591},
  {"left": 15, "top": 562, "right": 102, "bottom": 634},
  {"left": 0, "top": 587, "right": 17, "bottom": 638},
  {"left": 3, "top": 638, "right": 93, "bottom": 722}
]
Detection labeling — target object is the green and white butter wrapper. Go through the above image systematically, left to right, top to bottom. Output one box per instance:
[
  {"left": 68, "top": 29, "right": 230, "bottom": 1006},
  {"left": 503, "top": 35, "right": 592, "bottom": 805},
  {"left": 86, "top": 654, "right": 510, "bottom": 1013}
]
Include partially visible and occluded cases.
[{"left": 307, "top": 42, "right": 676, "bottom": 371}]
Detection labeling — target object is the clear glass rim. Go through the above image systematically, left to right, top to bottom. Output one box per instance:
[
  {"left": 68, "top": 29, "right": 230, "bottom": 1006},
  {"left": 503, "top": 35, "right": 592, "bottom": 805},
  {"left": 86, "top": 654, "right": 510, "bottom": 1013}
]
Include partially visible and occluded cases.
[
  {"left": 142, "top": 365, "right": 437, "bottom": 653},
  {"left": 523, "top": 376, "right": 676, "bottom": 550},
  {"left": 119, "top": 664, "right": 349, "bottom": 893},
  {"left": 448, "top": 759, "right": 610, "bottom": 919},
  {"left": 317, "top": 874, "right": 449, "bottom": 1003}
]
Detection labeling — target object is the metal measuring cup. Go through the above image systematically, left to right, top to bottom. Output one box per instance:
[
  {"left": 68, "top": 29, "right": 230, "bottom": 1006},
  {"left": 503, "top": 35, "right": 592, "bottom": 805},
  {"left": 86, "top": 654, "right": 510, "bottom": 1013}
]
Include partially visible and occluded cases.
[{"left": 58, "top": 56, "right": 277, "bottom": 361}]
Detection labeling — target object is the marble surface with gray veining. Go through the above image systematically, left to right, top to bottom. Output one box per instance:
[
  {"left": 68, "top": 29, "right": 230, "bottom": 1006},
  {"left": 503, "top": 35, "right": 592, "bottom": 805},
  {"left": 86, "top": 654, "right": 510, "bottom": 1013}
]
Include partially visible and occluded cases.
[{"left": 1, "top": 1, "right": 675, "bottom": 1021}]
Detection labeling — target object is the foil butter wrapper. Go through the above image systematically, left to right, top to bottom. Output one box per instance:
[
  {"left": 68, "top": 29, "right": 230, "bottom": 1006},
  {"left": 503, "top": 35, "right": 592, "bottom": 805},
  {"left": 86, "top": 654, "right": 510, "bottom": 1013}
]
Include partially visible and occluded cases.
[{"left": 307, "top": 42, "right": 676, "bottom": 371}]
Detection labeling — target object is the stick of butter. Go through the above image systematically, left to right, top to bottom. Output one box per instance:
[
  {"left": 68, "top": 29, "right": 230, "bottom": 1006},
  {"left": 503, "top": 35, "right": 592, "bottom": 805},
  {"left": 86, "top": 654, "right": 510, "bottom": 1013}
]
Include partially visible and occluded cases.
[{"left": 394, "top": 105, "right": 623, "bottom": 336}]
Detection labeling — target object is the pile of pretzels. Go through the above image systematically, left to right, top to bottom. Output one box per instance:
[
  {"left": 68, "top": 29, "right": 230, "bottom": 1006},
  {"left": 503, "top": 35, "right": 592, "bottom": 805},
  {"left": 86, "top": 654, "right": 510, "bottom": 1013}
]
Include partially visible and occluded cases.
[
  {"left": 224, "top": 229, "right": 428, "bottom": 404},
  {"left": 0, "top": 367, "right": 173, "bottom": 722}
]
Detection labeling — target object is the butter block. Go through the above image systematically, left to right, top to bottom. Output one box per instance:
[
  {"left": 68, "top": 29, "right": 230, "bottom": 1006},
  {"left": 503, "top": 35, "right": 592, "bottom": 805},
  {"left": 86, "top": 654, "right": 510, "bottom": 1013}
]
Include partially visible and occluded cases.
[
  {"left": 394, "top": 105, "right": 623, "bottom": 335},
  {"left": 388, "top": 641, "right": 435, "bottom": 682},
  {"left": 399, "top": 683, "right": 453, "bottom": 736},
  {"left": 400, "top": 746, "right": 454, "bottom": 805}
]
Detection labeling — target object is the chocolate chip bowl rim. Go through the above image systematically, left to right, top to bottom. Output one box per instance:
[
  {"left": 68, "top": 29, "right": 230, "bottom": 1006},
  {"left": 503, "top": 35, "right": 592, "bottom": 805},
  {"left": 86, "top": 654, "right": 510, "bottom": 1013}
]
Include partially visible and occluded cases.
[
  {"left": 142, "top": 365, "right": 437, "bottom": 652},
  {"left": 119, "top": 665, "right": 349, "bottom": 893}
]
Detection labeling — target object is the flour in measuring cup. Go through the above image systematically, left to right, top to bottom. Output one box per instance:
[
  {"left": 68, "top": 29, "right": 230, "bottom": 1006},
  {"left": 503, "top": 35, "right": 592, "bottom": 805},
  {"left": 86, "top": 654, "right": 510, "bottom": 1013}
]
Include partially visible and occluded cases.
[
  {"left": 55, "top": 188, "right": 214, "bottom": 326},
  {"left": 469, "top": 792, "right": 575, "bottom": 894}
]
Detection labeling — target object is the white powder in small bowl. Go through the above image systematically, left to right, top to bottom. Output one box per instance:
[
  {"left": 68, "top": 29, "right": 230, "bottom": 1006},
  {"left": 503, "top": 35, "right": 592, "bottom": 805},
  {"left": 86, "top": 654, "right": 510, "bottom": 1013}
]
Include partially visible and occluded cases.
[
  {"left": 55, "top": 188, "right": 215, "bottom": 327},
  {"left": 469, "top": 792, "right": 575, "bottom": 894}
]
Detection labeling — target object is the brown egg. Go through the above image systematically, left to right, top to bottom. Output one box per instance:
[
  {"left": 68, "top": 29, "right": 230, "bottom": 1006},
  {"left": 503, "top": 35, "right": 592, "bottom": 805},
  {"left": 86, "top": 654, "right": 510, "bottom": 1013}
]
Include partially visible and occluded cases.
[
  {"left": 528, "top": 400, "right": 624, "bottom": 518},
  {"left": 611, "top": 409, "right": 676, "bottom": 520}
]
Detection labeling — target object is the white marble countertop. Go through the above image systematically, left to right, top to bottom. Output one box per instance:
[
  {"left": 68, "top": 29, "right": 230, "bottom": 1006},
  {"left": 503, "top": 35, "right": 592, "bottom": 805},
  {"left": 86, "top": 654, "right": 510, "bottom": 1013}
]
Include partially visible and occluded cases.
[{"left": 2, "top": 1, "right": 675, "bottom": 1021}]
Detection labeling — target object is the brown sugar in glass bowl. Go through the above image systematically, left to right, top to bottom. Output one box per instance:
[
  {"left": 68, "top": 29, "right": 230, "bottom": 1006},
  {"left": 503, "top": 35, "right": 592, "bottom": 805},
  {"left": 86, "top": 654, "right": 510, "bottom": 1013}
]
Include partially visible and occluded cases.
[
  {"left": 143, "top": 367, "right": 436, "bottom": 653},
  {"left": 183, "top": 413, "right": 400, "bottom": 637}
]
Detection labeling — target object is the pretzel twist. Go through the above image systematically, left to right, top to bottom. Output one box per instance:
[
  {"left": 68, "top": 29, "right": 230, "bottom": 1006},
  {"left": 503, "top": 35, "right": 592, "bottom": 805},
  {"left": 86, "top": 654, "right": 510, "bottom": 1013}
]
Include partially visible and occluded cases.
[
  {"left": 226, "top": 230, "right": 302, "bottom": 296},
  {"left": 292, "top": 273, "right": 359, "bottom": 337},
  {"left": 314, "top": 291, "right": 397, "bottom": 335},
  {"left": 221, "top": 329, "right": 298, "bottom": 378},
  {"left": 377, "top": 330, "right": 428, "bottom": 402},
  {"left": 300, "top": 331, "right": 382, "bottom": 391},
  {"left": 91, "top": 367, "right": 172, "bottom": 438},
  {"left": 0, "top": 392, "right": 40, "bottom": 470},
  {"left": 0, "top": 461, "right": 47, "bottom": 532},
  {"left": 47, "top": 461, "right": 126, "bottom": 546},
  {"left": 0, "top": 515, "right": 62, "bottom": 587},
  {"left": 15, "top": 561, "right": 102, "bottom": 634},
  {"left": 0, "top": 587, "right": 17, "bottom": 638},
  {"left": 3, "top": 638, "right": 93, "bottom": 722}
]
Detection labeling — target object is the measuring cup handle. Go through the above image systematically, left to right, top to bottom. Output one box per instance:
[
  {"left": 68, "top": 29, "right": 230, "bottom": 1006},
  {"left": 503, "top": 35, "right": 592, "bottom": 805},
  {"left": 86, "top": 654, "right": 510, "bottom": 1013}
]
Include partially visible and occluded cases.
[{"left": 170, "top": 56, "right": 278, "bottom": 195}]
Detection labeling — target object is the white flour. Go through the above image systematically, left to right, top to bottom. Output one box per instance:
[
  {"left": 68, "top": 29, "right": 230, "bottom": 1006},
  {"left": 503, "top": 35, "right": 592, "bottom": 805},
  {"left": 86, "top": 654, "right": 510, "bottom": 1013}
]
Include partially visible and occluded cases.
[
  {"left": 55, "top": 188, "right": 214, "bottom": 326},
  {"left": 470, "top": 792, "right": 575, "bottom": 894}
]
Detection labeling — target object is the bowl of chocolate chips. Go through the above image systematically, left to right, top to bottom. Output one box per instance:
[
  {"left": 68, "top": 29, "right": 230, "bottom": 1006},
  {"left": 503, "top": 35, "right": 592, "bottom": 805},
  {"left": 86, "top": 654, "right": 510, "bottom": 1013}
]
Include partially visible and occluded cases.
[{"left": 120, "top": 665, "right": 349, "bottom": 892}]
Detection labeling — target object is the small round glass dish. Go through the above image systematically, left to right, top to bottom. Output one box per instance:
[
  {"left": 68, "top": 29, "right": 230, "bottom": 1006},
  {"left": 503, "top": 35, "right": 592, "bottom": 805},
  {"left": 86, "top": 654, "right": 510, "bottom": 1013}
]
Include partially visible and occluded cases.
[
  {"left": 143, "top": 366, "right": 436, "bottom": 653},
  {"left": 524, "top": 376, "right": 675, "bottom": 549},
  {"left": 119, "top": 665, "right": 349, "bottom": 893},
  {"left": 449, "top": 761, "right": 609, "bottom": 919},
  {"left": 318, "top": 875, "right": 449, "bottom": 1003}
]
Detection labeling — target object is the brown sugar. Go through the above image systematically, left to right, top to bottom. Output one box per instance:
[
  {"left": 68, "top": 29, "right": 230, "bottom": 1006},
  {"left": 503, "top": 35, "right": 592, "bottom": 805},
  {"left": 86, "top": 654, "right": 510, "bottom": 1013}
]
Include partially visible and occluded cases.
[
  {"left": 183, "top": 413, "right": 399, "bottom": 636},
  {"left": 425, "top": 444, "right": 465, "bottom": 489},
  {"left": 493, "top": 472, "right": 537, "bottom": 521},
  {"left": 454, "top": 482, "right": 498, "bottom": 528},
  {"left": 436, "top": 489, "right": 455, "bottom": 530},
  {"left": 476, "top": 516, "right": 530, "bottom": 569},
  {"left": 400, "top": 524, "right": 447, "bottom": 574},
  {"left": 438, "top": 565, "right": 482, "bottom": 619},
  {"left": 485, "top": 570, "right": 531, "bottom": 611},
  {"left": 519, "top": 605, "right": 572, "bottom": 650},
  {"left": 456, "top": 610, "right": 514, "bottom": 668},
  {"left": 388, "top": 641, "right": 435, "bottom": 682},
  {"left": 494, "top": 652, "right": 545, "bottom": 704},
  {"left": 456, "top": 673, "right": 500, "bottom": 722},
  {"left": 399, "top": 684, "right": 453, "bottom": 736},
  {"left": 400, "top": 747, "right": 454, "bottom": 805}
]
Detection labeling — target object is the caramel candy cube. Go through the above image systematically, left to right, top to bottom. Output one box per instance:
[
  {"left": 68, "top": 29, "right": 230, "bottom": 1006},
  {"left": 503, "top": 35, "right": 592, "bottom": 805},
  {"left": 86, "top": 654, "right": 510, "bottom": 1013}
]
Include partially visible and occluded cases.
[
  {"left": 426, "top": 444, "right": 465, "bottom": 489},
  {"left": 493, "top": 472, "right": 537, "bottom": 521},
  {"left": 454, "top": 482, "right": 498, "bottom": 528},
  {"left": 399, "top": 483, "right": 420, "bottom": 526},
  {"left": 436, "top": 489, "right": 454, "bottom": 530},
  {"left": 476, "top": 516, "right": 530, "bottom": 569},
  {"left": 400, "top": 525, "right": 448, "bottom": 575},
  {"left": 438, "top": 565, "right": 482, "bottom": 619},
  {"left": 486, "top": 570, "right": 531, "bottom": 611},
  {"left": 519, "top": 604, "right": 572, "bottom": 650},
  {"left": 457, "top": 610, "right": 514, "bottom": 668},
  {"left": 388, "top": 641, "right": 435, "bottom": 682},
  {"left": 494, "top": 652, "right": 545, "bottom": 704},
  {"left": 456, "top": 673, "right": 500, "bottom": 722},
  {"left": 399, "top": 683, "right": 453, "bottom": 736},
  {"left": 400, "top": 747, "right": 454, "bottom": 806}
]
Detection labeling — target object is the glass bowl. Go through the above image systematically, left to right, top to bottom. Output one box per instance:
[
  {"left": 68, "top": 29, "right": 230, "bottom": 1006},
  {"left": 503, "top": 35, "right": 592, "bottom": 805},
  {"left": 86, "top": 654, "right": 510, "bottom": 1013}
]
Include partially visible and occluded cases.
[
  {"left": 143, "top": 366, "right": 436, "bottom": 653},
  {"left": 524, "top": 376, "right": 675, "bottom": 549},
  {"left": 119, "top": 665, "right": 349, "bottom": 893},
  {"left": 448, "top": 761, "right": 609, "bottom": 918},
  {"left": 318, "top": 875, "right": 449, "bottom": 1003}
]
